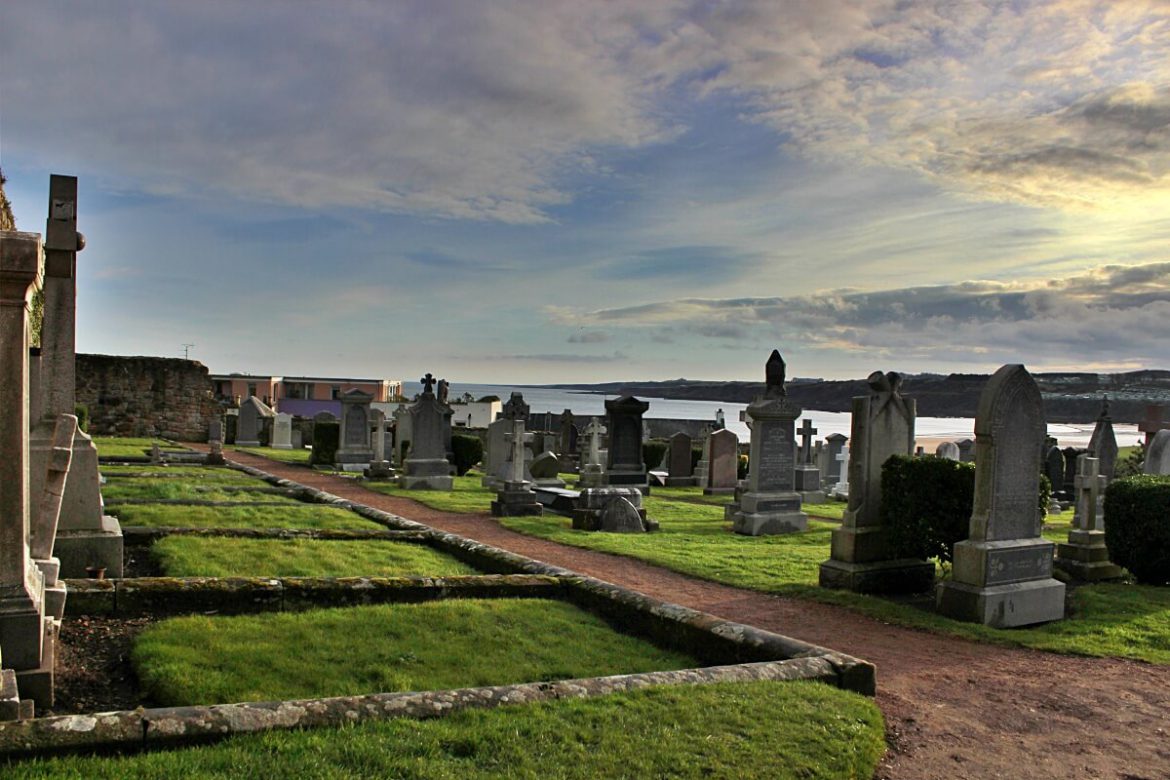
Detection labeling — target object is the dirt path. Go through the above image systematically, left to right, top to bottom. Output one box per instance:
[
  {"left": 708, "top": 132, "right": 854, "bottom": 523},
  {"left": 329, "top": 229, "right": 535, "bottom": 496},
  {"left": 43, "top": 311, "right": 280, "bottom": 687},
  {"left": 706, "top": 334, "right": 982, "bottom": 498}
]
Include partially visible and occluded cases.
[{"left": 221, "top": 451, "right": 1170, "bottom": 779}]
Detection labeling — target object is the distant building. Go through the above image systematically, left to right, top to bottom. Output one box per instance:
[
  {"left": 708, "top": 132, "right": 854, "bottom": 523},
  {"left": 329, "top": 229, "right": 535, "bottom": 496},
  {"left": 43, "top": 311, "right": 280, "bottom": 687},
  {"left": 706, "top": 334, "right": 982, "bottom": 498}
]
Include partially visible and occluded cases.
[
  {"left": 210, "top": 373, "right": 404, "bottom": 418},
  {"left": 448, "top": 393, "right": 502, "bottom": 429}
]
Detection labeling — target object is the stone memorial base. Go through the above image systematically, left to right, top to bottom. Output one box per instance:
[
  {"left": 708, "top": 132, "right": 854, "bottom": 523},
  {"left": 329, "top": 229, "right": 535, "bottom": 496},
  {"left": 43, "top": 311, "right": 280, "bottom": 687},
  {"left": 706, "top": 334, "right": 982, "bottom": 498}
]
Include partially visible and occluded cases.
[
  {"left": 235, "top": 439, "right": 261, "bottom": 447},
  {"left": 272, "top": 442, "right": 293, "bottom": 450},
  {"left": 336, "top": 448, "right": 374, "bottom": 466},
  {"left": 398, "top": 458, "right": 454, "bottom": 490},
  {"left": 363, "top": 461, "right": 395, "bottom": 480},
  {"left": 577, "top": 466, "right": 606, "bottom": 489},
  {"left": 605, "top": 470, "right": 650, "bottom": 494},
  {"left": 534, "top": 476, "right": 567, "bottom": 489},
  {"left": 664, "top": 476, "right": 697, "bottom": 487},
  {"left": 491, "top": 481, "right": 543, "bottom": 517},
  {"left": 704, "top": 485, "right": 736, "bottom": 496},
  {"left": 572, "top": 488, "right": 658, "bottom": 532},
  {"left": 800, "top": 490, "right": 826, "bottom": 504},
  {"left": 730, "top": 491, "right": 807, "bottom": 536},
  {"left": 54, "top": 517, "right": 124, "bottom": 579},
  {"left": 1055, "top": 531, "right": 1124, "bottom": 581},
  {"left": 936, "top": 539, "right": 1065, "bottom": 627},
  {"left": 34, "top": 558, "right": 66, "bottom": 620},
  {"left": 819, "top": 558, "right": 935, "bottom": 594},
  {"left": 13, "top": 619, "right": 58, "bottom": 711},
  {"left": 0, "top": 669, "right": 26, "bottom": 721}
]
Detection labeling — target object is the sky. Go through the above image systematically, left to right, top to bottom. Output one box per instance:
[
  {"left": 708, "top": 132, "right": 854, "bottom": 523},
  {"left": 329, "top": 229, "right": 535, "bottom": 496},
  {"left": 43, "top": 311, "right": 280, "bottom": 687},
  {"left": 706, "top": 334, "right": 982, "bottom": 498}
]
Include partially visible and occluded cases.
[{"left": 2, "top": 0, "right": 1168, "bottom": 386}]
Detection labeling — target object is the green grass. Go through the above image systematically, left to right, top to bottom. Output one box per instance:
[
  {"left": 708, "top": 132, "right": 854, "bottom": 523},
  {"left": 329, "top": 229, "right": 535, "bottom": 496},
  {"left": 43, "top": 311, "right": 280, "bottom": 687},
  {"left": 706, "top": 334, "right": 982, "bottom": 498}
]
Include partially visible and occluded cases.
[
  {"left": 92, "top": 436, "right": 187, "bottom": 459},
  {"left": 234, "top": 446, "right": 313, "bottom": 465},
  {"left": 100, "top": 465, "right": 264, "bottom": 483},
  {"left": 364, "top": 473, "right": 496, "bottom": 513},
  {"left": 101, "top": 480, "right": 301, "bottom": 504},
  {"left": 110, "top": 503, "right": 382, "bottom": 531},
  {"left": 152, "top": 537, "right": 481, "bottom": 578},
  {"left": 133, "top": 599, "right": 698, "bottom": 705},
  {"left": 4, "top": 680, "right": 885, "bottom": 780}
]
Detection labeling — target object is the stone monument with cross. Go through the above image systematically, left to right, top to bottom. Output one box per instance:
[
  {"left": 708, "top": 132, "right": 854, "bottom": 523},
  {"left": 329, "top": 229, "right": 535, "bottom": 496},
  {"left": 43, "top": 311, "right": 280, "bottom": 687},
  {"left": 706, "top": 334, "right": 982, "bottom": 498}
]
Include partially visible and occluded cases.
[
  {"left": 26, "top": 176, "right": 123, "bottom": 580},
  {"left": 730, "top": 350, "right": 807, "bottom": 535},
  {"left": 937, "top": 365, "right": 1065, "bottom": 626},
  {"left": 820, "top": 371, "right": 933, "bottom": 593},
  {"left": 398, "top": 374, "right": 454, "bottom": 490},
  {"left": 336, "top": 388, "right": 375, "bottom": 470},
  {"left": 364, "top": 408, "right": 394, "bottom": 480},
  {"left": 578, "top": 417, "right": 608, "bottom": 488},
  {"left": 794, "top": 418, "right": 825, "bottom": 503},
  {"left": 490, "top": 419, "right": 543, "bottom": 517},
  {"left": 831, "top": 445, "right": 850, "bottom": 498},
  {"left": 1054, "top": 454, "right": 1122, "bottom": 581}
]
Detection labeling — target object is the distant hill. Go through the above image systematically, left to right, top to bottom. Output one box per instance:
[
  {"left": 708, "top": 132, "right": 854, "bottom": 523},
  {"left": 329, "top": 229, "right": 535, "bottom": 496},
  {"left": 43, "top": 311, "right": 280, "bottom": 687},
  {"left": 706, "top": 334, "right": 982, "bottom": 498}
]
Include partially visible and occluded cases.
[{"left": 542, "top": 370, "right": 1170, "bottom": 423}]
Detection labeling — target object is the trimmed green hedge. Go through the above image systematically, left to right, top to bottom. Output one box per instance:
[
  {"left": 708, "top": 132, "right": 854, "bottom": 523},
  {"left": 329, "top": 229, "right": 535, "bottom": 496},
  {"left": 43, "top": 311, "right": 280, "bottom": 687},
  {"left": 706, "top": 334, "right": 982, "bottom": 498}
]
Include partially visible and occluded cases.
[
  {"left": 310, "top": 422, "right": 339, "bottom": 466},
  {"left": 450, "top": 434, "right": 484, "bottom": 476},
  {"left": 643, "top": 440, "right": 668, "bottom": 471},
  {"left": 882, "top": 456, "right": 975, "bottom": 564},
  {"left": 1104, "top": 475, "right": 1170, "bottom": 585}
]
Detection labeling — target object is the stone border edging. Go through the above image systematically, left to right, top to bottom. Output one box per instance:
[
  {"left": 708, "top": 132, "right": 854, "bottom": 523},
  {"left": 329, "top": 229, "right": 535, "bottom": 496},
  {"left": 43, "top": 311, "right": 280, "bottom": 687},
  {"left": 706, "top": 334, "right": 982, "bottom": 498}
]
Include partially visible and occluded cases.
[{"left": 120, "top": 527, "right": 433, "bottom": 543}]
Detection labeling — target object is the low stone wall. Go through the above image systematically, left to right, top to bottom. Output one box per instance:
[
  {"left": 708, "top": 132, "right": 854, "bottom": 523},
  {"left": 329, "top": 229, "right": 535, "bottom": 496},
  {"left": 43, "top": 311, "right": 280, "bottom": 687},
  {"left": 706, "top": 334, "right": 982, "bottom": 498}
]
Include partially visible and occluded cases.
[{"left": 75, "top": 354, "right": 218, "bottom": 441}]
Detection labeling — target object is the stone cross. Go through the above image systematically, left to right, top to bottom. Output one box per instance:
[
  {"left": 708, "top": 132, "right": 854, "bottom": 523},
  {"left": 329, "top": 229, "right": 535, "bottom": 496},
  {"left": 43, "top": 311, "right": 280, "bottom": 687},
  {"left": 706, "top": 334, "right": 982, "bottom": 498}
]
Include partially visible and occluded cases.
[
  {"left": 420, "top": 373, "right": 436, "bottom": 395},
  {"left": 584, "top": 417, "right": 606, "bottom": 466},
  {"left": 505, "top": 419, "right": 534, "bottom": 484},
  {"left": 797, "top": 419, "right": 817, "bottom": 464},
  {"left": 834, "top": 446, "right": 850, "bottom": 494},
  {"left": 1072, "top": 454, "right": 1107, "bottom": 533}
]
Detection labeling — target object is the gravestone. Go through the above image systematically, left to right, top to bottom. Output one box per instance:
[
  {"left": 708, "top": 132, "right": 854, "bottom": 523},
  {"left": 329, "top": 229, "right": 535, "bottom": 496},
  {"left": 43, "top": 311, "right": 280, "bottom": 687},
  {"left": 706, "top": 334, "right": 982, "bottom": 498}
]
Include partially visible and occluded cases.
[
  {"left": 26, "top": 176, "right": 123, "bottom": 581},
  {"left": 0, "top": 228, "right": 56, "bottom": 714},
  {"left": 730, "top": 350, "right": 807, "bottom": 535},
  {"left": 937, "top": 365, "right": 1065, "bottom": 627},
  {"left": 820, "top": 371, "right": 932, "bottom": 593},
  {"left": 398, "top": 374, "right": 454, "bottom": 490},
  {"left": 336, "top": 389, "right": 374, "bottom": 469},
  {"left": 502, "top": 392, "right": 530, "bottom": 422},
  {"left": 604, "top": 395, "right": 649, "bottom": 492},
  {"left": 236, "top": 396, "right": 274, "bottom": 447},
  {"left": 1086, "top": 398, "right": 1118, "bottom": 481},
  {"left": 1138, "top": 404, "right": 1169, "bottom": 446},
  {"left": 389, "top": 405, "right": 409, "bottom": 467},
  {"left": 364, "top": 409, "right": 393, "bottom": 479},
  {"left": 558, "top": 409, "right": 579, "bottom": 459},
  {"left": 271, "top": 413, "right": 293, "bottom": 450},
  {"left": 29, "top": 415, "right": 77, "bottom": 626},
  {"left": 578, "top": 417, "right": 607, "bottom": 489},
  {"left": 482, "top": 418, "right": 510, "bottom": 489},
  {"left": 794, "top": 418, "right": 824, "bottom": 502},
  {"left": 206, "top": 419, "right": 225, "bottom": 465},
  {"left": 491, "top": 419, "right": 542, "bottom": 517},
  {"left": 694, "top": 425, "right": 713, "bottom": 490},
  {"left": 704, "top": 428, "right": 739, "bottom": 495},
  {"left": 1144, "top": 430, "right": 1170, "bottom": 475},
  {"left": 665, "top": 432, "right": 696, "bottom": 487},
  {"left": 820, "top": 433, "right": 847, "bottom": 488},
  {"left": 956, "top": 439, "right": 976, "bottom": 463},
  {"left": 935, "top": 441, "right": 960, "bottom": 461},
  {"left": 831, "top": 445, "right": 850, "bottom": 498},
  {"left": 1043, "top": 446, "right": 1065, "bottom": 502},
  {"left": 1061, "top": 447, "right": 1082, "bottom": 497},
  {"left": 530, "top": 451, "right": 566, "bottom": 488},
  {"left": 1055, "top": 454, "right": 1122, "bottom": 580},
  {"left": 572, "top": 487, "right": 656, "bottom": 532}
]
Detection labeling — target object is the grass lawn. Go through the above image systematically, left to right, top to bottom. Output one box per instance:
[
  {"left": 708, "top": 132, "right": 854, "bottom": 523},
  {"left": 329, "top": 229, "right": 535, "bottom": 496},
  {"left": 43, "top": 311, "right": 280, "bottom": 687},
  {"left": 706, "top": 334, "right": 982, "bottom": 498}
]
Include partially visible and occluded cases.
[
  {"left": 92, "top": 436, "right": 187, "bottom": 459},
  {"left": 233, "top": 446, "right": 313, "bottom": 465},
  {"left": 100, "top": 465, "right": 265, "bottom": 484},
  {"left": 364, "top": 473, "right": 496, "bottom": 514},
  {"left": 101, "top": 480, "right": 302, "bottom": 504},
  {"left": 110, "top": 503, "right": 382, "bottom": 531},
  {"left": 152, "top": 537, "right": 481, "bottom": 578},
  {"left": 133, "top": 599, "right": 698, "bottom": 705},
  {"left": 4, "top": 680, "right": 885, "bottom": 780}
]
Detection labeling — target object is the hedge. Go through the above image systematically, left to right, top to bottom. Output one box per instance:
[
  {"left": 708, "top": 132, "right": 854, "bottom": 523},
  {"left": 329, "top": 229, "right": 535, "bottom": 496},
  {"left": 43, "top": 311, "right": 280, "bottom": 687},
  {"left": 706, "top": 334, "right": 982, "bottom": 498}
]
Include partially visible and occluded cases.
[
  {"left": 310, "top": 422, "right": 339, "bottom": 466},
  {"left": 450, "top": 434, "right": 484, "bottom": 476},
  {"left": 882, "top": 456, "right": 975, "bottom": 564},
  {"left": 1103, "top": 475, "right": 1170, "bottom": 585}
]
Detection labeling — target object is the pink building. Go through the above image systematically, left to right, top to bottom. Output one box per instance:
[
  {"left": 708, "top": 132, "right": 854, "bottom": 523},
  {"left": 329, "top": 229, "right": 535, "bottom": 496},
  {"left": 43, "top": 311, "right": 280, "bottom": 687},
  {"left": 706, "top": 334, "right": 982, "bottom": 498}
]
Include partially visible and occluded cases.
[{"left": 210, "top": 373, "right": 403, "bottom": 417}]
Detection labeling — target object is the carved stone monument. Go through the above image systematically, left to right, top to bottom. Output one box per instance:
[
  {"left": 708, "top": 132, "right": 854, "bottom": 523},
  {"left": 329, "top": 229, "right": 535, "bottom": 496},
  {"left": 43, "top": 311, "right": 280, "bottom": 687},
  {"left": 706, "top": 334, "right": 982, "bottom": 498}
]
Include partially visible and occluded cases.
[
  {"left": 730, "top": 350, "right": 807, "bottom": 535},
  {"left": 937, "top": 365, "right": 1065, "bottom": 627},
  {"left": 820, "top": 371, "right": 933, "bottom": 593},
  {"left": 398, "top": 374, "right": 454, "bottom": 490},
  {"left": 336, "top": 388, "right": 374, "bottom": 469},
  {"left": 604, "top": 395, "right": 649, "bottom": 492},
  {"left": 236, "top": 396, "right": 274, "bottom": 447},
  {"left": 1086, "top": 398, "right": 1118, "bottom": 481},
  {"left": 364, "top": 409, "right": 394, "bottom": 480},
  {"left": 271, "top": 412, "right": 293, "bottom": 450},
  {"left": 578, "top": 417, "right": 607, "bottom": 489},
  {"left": 794, "top": 418, "right": 824, "bottom": 503},
  {"left": 206, "top": 419, "right": 226, "bottom": 465},
  {"left": 491, "top": 419, "right": 542, "bottom": 517},
  {"left": 704, "top": 428, "right": 739, "bottom": 495},
  {"left": 1146, "top": 430, "right": 1170, "bottom": 475},
  {"left": 664, "top": 432, "right": 696, "bottom": 487},
  {"left": 1055, "top": 454, "right": 1122, "bottom": 581}
]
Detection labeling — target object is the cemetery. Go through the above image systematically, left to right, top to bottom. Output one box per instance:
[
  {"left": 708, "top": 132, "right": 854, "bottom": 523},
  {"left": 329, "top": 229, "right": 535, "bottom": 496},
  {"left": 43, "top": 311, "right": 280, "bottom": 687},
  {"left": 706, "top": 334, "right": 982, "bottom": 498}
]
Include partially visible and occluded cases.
[{"left": 2, "top": 178, "right": 1169, "bottom": 777}]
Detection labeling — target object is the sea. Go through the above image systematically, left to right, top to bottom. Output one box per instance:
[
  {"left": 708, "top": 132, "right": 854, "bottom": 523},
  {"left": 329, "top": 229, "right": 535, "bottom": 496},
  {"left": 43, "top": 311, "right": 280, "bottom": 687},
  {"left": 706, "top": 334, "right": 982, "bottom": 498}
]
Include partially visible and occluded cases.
[{"left": 448, "top": 383, "right": 1141, "bottom": 449}]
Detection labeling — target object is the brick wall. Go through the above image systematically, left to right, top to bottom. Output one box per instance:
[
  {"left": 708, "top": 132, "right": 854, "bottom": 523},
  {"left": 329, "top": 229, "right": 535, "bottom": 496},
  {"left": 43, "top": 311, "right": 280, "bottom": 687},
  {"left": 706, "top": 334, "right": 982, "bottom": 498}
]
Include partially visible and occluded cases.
[{"left": 75, "top": 354, "right": 218, "bottom": 441}]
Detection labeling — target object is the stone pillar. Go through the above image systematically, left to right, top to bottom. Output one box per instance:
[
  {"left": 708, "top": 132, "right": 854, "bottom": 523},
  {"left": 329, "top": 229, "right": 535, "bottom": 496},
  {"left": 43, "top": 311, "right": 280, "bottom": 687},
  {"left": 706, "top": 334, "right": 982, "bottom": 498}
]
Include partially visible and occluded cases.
[
  {"left": 28, "top": 177, "right": 122, "bottom": 579},
  {"left": 0, "top": 230, "right": 51, "bottom": 711},
  {"left": 730, "top": 350, "right": 807, "bottom": 535},
  {"left": 937, "top": 365, "right": 1065, "bottom": 627},
  {"left": 820, "top": 371, "right": 933, "bottom": 593},
  {"left": 831, "top": 445, "right": 850, "bottom": 498},
  {"left": 1055, "top": 454, "right": 1122, "bottom": 581}
]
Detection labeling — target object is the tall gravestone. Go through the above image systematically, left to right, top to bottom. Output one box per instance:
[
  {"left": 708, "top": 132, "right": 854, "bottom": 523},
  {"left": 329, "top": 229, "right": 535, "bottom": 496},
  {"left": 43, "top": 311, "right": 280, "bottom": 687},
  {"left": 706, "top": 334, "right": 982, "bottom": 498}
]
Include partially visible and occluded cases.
[
  {"left": 27, "top": 177, "right": 123, "bottom": 581},
  {"left": 0, "top": 229, "right": 56, "bottom": 715},
  {"left": 730, "top": 350, "right": 807, "bottom": 535},
  {"left": 937, "top": 365, "right": 1065, "bottom": 627},
  {"left": 820, "top": 371, "right": 932, "bottom": 593},
  {"left": 398, "top": 374, "right": 454, "bottom": 490},
  {"left": 336, "top": 388, "right": 374, "bottom": 469},
  {"left": 604, "top": 395, "right": 649, "bottom": 492},
  {"left": 236, "top": 396, "right": 274, "bottom": 447},
  {"left": 1086, "top": 399, "right": 1118, "bottom": 481},
  {"left": 390, "top": 405, "right": 409, "bottom": 467},
  {"left": 364, "top": 409, "right": 393, "bottom": 479},
  {"left": 558, "top": 409, "right": 578, "bottom": 459},
  {"left": 271, "top": 412, "right": 293, "bottom": 450},
  {"left": 29, "top": 414, "right": 77, "bottom": 628},
  {"left": 578, "top": 417, "right": 607, "bottom": 488},
  {"left": 794, "top": 418, "right": 824, "bottom": 503},
  {"left": 206, "top": 419, "right": 226, "bottom": 465},
  {"left": 490, "top": 419, "right": 542, "bottom": 517},
  {"left": 693, "top": 424, "right": 713, "bottom": 489},
  {"left": 704, "top": 428, "right": 738, "bottom": 495},
  {"left": 1144, "top": 430, "right": 1170, "bottom": 475},
  {"left": 664, "top": 432, "right": 696, "bottom": 486},
  {"left": 820, "top": 433, "right": 846, "bottom": 488},
  {"left": 956, "top": 439, "right": 976, "bottom": 463},
  {"left": 831, "top": 445, "right": 850, "bottom": 498},
  {"left": 1043, "top": 446, "right": 1064, "bottom": 502},
  {"left": 1055, "top": 454, "right": 1122, "bottom": 580}
]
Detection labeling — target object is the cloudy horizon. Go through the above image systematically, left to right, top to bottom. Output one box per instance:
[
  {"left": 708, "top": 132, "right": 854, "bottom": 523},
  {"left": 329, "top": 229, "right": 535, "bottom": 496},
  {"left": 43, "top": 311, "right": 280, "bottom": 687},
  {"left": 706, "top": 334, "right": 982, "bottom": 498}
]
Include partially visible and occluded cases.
[{"left": 2, "top": 1, "right": 1167, "bottom": 385}]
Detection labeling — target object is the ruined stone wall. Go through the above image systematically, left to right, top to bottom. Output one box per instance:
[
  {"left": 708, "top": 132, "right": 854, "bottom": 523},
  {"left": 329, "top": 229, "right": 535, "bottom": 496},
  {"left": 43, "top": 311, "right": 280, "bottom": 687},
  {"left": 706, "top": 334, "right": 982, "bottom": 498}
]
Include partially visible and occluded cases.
[{"left": 75, "top": 354, "right": 217, "bottom": 441}]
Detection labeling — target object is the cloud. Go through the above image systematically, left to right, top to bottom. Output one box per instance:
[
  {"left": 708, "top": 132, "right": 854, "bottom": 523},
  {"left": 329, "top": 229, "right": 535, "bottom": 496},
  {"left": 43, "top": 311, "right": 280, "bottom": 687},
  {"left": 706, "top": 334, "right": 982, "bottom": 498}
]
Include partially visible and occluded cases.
[
  {"left": 597, "top": 245, "right": 762, "bottom": 280},
  {"left": 554, "top": 261, "right": 1170, "bottom": 367},
  {"left": 567, "top": 331, "right": 609, "bottom": 344},
  {"left": 488, "top": 351, "right": 628, "bottom": 363}
]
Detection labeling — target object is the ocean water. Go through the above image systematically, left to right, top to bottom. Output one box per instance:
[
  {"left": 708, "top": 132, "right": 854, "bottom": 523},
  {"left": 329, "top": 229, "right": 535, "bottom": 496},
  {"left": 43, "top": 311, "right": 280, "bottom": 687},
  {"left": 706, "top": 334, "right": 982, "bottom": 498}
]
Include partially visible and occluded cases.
[{"left": 448, "top": 383, "right": 1140, "bottom": 448}]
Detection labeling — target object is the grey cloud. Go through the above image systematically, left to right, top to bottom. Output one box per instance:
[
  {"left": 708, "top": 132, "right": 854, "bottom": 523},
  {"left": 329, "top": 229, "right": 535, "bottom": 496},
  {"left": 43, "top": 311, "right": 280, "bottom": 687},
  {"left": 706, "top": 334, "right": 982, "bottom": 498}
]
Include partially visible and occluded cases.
[{"left": 568, "top": 331, "right": 610, "bottom": 344}]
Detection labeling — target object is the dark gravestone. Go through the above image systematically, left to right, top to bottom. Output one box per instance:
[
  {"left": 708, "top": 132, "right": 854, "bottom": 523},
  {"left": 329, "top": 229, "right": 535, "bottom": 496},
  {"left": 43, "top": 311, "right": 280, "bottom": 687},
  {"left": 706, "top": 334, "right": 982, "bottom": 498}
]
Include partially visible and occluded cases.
[
  {"left": 605, "top": 395, "right": 649, "bottom": 490},
  {"left": 1087, "top": 399, "right": 1118, "bottom": 481},
  {"left": 705, "top": 429, "right": 738, "bottom": 495},
  {"left": 665, "top": 432, "right": 695, "bottom": 486}
]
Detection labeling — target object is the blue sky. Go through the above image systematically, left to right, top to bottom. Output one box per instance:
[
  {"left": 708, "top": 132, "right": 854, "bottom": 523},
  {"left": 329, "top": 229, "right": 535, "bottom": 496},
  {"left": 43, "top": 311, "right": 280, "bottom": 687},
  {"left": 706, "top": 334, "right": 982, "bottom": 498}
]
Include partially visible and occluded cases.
[{"left": 2, "top": 1, "right": 1168, "bottom": 385}]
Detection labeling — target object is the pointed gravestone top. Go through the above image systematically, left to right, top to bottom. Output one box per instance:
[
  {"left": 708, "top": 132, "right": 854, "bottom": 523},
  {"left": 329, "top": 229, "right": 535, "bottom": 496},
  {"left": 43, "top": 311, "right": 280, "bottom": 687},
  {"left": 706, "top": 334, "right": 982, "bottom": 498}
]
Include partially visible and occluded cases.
[
  {"left": 764, "top": 350, "right": 786, "bottom": 398},
  {"left": 502, "top": 392, "right": 530, "bottom": 421},
  {"left": 1087, "top": 397, "right": 1118, "bottom": 481}
]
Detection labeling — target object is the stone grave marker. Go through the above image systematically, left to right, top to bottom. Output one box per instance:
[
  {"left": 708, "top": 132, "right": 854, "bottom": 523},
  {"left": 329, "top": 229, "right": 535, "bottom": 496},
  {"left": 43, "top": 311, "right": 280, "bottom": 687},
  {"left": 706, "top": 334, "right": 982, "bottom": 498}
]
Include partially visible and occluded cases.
[
  {"left": 937, "top": 364, "right": 1065, "bottom": 627},
  {"left": 820, "top": 371, "right": 932, "bottom": 593},
  {"left": 398, "top": 374, "right": 454, "bottom": 490},
  {"left": 336, "top": 388, "right": 374, "bottom": 469},
  {"left": 502, "top": 392, "right": 530, "bottom": 422},
  {"left": 604, "top": 395, "right": 649, "bottom": 492},
  {"left": 236, "top": 396, "right": 274, "bottom": 447},
  {"left": 1087, "top": 399, "right": 1118, "bottom": 481},
  {"left": 1138, "top": 404, "right": 1169, "bottom": 446},
  {"left": 364, "top": 409, "right": 393, "bottom": 479},
  {"left": 271, "top": 412, "right": 293, "bottom": 450},
  {"left": 29, "top": 414, "right": 77, "bottom": 625},
  {"left": 578, "top": 417, "right": 607, "bottom": 488},
  {"left": 794, "top": 418, "right": 824, "bottom": 502},
  {"left": 206, "top": 419, "right": 225, "bottom": 465},
  {"left": 491, "top": 419, "right": 542, "bottom": 517},
  {"left": 694, "top": 425, "right": 713, "bottom": 490},
  {"left": 704, "top": 428, "right": 739, "bottom": 495},
  {"left": 1145, "top": 430, "right": 1170, "bottom": 475},
  {"left": 665, "top": 432, "right": 696, "bottom": 486},
  {"left": 820, "top": 433, "right": 846, "bottom": 487},
  {"left": 956, "top": 438, "right": 975, "bottom": 462},
  {"left": 935, "top": 441, "right": 960, "bottom": 460},
  {"left": 831, "top": 445, "right": 850, "bottom": 498},
  {"left": 1044, "top": 445, "right": 1065, "bottom": 502},
  {"left": 530, "top": 451, "right": 566, "bottom": 488},
  {"left": 1055, "top": 454, "right": 1122, "bottom": 580},
  {"left": 572, "top": 487, "right": 655, "bottom": 532}
]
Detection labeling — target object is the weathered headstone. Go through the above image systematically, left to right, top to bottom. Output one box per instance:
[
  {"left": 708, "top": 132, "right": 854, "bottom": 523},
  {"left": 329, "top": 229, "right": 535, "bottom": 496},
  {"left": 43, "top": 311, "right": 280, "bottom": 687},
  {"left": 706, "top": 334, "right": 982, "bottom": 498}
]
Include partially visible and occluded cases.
[
  {"left": 27, "top": 176, "right": 123, "bottom": 581},
  {"left": 730, "top": 350, "right": 807, "bottom": 535},
  {"left": 937, "top": 365, "right": 1065, "bottom": 627},
  {"left": 820, "top": 371, "right": 932, "bottom": 593},
  {"left": 398, "top": 374, "right": 454, "bottom": 489},
  {"left": 336, "top": 388, "right": 374, "bottom": 469},
  {"left": 502, "top": 392, "right": 530, "bottom": 422},
  {"left": 604, "top": 395, "right": 649, "bottom": 492},
  {"left": 236, "top": 396, "right": 274, "bottom": 447},
  {"left": 1086, "top": 398, "right": 1118, "bottom": 481},
  {"left": 389, "top": 405, "right": 409, "bottom": 467},
  {"left": 364, "top": 409, "right": 393, "bottom": 480},
  {"left": 558, "top": 409, "right": 579, "bottom": 458},
  {"left": 271, "top": 413, "right": 293, "bottom": 450},
  {"left": 28, "top": 414, "right": 77, "bottom": 627},
  {"left": 578, "top": 417, "right": 608, "bottom": 488},
  {"left": 794, "top": 418, "right": 824, "bottom": 502},
  {"left": 206, "top": 419, "right": 225, "bottom": 465},
  {"left": 491, "top": 419, "right": 542, "bottom": 517},
  {"left": 694, "top": 425, "right": 713, "bottom": 490},
  {"left": 704, "top": 428, "right": 739, "bottom": 495},
  {"left": 1144, "top": 429, "right": 1170, "bottom": 475},
  {"left": 664, "top": 432, "right": 696, "bottom": 486},
  {"left": 820, "top": 433, "right": 846, "bottom": 488},
  {"left": 956, "top": 438, "right": 976, "bottom": 463},
  {"left": 935, "top": 441, "right": 960, "bottom": 461},
  {"left": 831, "top": 445, "right": 850, "bottom": 499},
  {"left": 1043, "top": 445, "right": 1064, "bottom": 501},
  {"left": 1061, "top": 446, "right": 1082, "bottom": 497},
  {"left": 530, "top": 451, "right": 566, "bottom": 488},
  {"left": 1055, "top": 454, "right": 1122, "bottom": 580},
  {"left": 572, "top": 487, "right": 656, "bottom": 532}
]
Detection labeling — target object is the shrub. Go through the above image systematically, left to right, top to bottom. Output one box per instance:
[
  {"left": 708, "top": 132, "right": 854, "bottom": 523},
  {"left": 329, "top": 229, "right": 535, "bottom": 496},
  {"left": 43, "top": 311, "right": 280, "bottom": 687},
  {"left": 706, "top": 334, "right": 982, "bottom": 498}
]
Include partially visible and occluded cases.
[
  {"left": 73, "top": 403, "right": 89, "bottom": 433},
  {"left": 310, "top": 422, "right": 339, "bottom": 466},
  {"left": 450, "top": 434, "right": 483, "bottom": 476},
  {"left": 642, "top": 440, "right": 668, "bottom": 471},
  {"left": 1115, "top": 443, "right": 1147, "bottom": 479},
  {"left": 737, "top": 454, "right": 749, "bottom": 480},
  {"left": 882, "top": 455, "right": 975, "bottom": 563},
  {"left": 1038, "top": 473, "right": 1053, "bottom": 516},
  {"left": 1104, "top": 475, "right": 1170, "bottom": 585}
]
